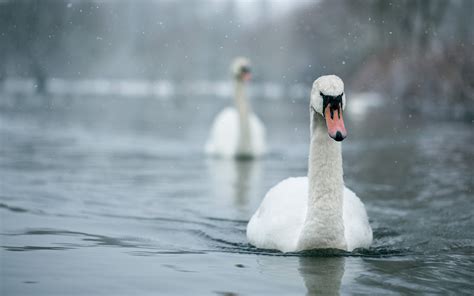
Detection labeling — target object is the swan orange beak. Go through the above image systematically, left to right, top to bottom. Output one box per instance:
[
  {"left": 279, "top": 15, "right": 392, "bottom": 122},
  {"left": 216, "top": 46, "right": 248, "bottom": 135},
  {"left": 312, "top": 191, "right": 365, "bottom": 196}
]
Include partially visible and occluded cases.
[
  {"left": 242, "top": 72, "right": 252, "bottom": 81},
  {"left": 324, "top": 104, "right": 347, "bottom": 141}
]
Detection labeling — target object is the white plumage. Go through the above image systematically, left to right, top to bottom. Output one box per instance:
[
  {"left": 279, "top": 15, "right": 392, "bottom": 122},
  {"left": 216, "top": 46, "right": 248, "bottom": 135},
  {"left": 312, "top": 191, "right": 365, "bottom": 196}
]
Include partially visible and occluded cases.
[
  {"left": 206, "top": 57, "right": 266, "bottom": 158},
  {"left": 247, "top": 75, "right": 372, "bottom": 252},
  {"left": 205, "top": 107, "right": 266, "bottom": 158},
  {"left": 247, "top": 177, "right": 372, "bottom": 252}
]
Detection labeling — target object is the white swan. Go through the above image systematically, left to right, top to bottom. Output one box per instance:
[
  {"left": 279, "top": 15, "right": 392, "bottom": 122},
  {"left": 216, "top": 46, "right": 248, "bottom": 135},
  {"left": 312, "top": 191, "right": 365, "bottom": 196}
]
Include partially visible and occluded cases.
[
  {"left": 205, "top": 57, "right": 266, "bottom": 158},
  {"left": 247, "top": 75, "right": 372, "bottom": 252}
]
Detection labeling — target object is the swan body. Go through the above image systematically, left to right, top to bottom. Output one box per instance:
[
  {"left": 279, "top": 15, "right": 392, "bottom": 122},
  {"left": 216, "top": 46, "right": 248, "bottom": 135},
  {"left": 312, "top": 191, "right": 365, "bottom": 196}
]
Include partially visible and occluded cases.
[
  {"left": 206, "top": 57, "right": 266, "bottom": 158},
  {"left": 247, "top": 75, "right": 372, "bottom": 252},
  {"left": 205, "top": 107, "right": 266, "bottom": 158},
  {"left": 247, "top": 177, "right": 372, "bottom": 252}
]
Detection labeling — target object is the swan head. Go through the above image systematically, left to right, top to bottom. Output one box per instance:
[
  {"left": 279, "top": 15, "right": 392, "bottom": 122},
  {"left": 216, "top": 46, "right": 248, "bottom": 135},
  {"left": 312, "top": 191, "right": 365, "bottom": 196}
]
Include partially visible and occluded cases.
[
  {"left": 231, "top": 57, "right": 252, "bottom": 82},
  {"left": 310, "top": 75, "right": 347, "bottom": 142}
]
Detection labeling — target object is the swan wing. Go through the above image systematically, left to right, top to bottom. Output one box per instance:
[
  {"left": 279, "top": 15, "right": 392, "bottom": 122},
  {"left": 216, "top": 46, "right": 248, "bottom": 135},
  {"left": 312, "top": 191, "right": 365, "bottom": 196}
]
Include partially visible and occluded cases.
[
  {"left": 205, "top": 107, "right": 239, "bottom": 157},
  {"left": 205, "top": 108, "right": 266, "bottom": 157},
  {"left": 247, "top": 177, "right": 308, "bottom": 252},
  {"left": 247, "top": 181, "right": 372, "bottom": 252},
  {"left": 343, "top": 187, "right": 373, "bottom": 251}
]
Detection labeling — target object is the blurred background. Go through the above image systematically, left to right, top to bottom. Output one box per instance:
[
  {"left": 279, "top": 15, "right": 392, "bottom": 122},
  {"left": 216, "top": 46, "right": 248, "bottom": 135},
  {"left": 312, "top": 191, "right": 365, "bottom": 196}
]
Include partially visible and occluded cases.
[
  {"left": 1, "top": 0, "right": 473, "bottom": 117},
  {"left": 1, "top": 1, "right": 473, "bottom": 295}
]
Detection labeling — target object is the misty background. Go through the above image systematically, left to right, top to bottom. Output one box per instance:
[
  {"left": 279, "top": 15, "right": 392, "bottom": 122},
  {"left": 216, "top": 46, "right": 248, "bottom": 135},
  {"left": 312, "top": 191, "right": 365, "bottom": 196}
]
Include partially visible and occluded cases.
[
  {"left": 0, "top": 0, "right": 473, "bottom": 118},
  {"left": 1, "top": 1, "right": 474, "bottom": 295}
]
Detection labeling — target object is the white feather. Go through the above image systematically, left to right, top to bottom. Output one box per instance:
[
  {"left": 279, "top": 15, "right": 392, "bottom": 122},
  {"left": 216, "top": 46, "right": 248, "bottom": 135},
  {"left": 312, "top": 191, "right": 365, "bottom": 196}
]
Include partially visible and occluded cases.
[
  {"left": 206, "top": 57, "right": 266, "bottom": 158},
  {"left": 247, "top": 75, "right": 372, "bottom": 252},
  {"left": 205, "top": 107, "right": 266, "bottom": 158},
  {"left": 247, "top": 177, "right": 372, "bottom": 252}
]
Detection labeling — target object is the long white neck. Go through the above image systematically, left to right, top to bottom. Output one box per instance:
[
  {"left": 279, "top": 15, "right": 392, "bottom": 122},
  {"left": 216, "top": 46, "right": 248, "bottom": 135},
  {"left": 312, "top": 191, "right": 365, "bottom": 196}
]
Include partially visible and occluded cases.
[
  {"left": 234, "top": 79, "right": 252, "bottom": 155},
  {"left": 297, "top": 110, "right": 346, "bottom": 250}
]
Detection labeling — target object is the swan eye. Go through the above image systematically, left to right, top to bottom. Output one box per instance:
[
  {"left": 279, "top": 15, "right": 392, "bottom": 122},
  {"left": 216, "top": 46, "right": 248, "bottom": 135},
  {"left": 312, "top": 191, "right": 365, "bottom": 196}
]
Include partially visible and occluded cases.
[
  {"left": 241, "top": 66, "right": 250, "bottom": 73},
  {"left": 320, "top": 92, "right": 324, "bottom": 97}
]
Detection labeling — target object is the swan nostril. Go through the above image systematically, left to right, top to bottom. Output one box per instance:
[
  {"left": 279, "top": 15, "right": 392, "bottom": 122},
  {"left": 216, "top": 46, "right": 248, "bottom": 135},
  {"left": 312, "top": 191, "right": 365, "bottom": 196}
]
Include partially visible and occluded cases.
[{"left": 334, "top": 131, "right": 345, "bottom": 142}]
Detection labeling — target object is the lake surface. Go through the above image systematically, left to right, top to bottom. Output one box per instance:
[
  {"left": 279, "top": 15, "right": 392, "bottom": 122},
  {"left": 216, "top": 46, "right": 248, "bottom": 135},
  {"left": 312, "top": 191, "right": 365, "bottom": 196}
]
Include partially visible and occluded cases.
[{"left": 1, "top": 93, "right": 473, "bottom": 295}]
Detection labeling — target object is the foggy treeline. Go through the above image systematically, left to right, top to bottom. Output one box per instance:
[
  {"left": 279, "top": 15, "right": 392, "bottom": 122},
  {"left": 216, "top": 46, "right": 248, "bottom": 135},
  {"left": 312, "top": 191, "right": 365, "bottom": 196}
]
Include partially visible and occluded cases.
[{"left": 0, "top": 0, "right": 472, "bottom": 117}]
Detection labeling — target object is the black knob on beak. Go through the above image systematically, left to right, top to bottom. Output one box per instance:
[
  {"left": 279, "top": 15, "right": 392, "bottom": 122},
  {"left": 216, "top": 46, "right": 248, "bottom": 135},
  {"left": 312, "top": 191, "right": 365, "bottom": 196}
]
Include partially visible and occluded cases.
[{"left": 334, "top": 131, "right": 345, "bottom": 142}]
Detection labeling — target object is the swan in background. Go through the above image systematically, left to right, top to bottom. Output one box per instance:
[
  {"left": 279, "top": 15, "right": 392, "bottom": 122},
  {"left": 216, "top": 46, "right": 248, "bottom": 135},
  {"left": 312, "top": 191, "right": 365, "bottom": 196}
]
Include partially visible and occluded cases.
[
  {"left": 205, "top": 57, "right": 266, "bottom": 158},
  {"left": 247, "top": 75, "right": 372, "bottom": 252}
]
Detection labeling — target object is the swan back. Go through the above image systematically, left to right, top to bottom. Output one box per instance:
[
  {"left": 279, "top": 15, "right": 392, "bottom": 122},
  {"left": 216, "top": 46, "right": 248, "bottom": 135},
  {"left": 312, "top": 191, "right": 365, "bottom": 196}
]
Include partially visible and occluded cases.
[{"left": 205, "top": 107, "right": 266, "bottom": 158}]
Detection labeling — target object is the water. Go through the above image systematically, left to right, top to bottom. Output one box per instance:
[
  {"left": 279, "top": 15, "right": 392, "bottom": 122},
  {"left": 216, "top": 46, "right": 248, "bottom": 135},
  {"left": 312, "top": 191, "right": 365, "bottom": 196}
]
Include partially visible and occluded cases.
[{"left": 1, "top": 94, "right": 473, "bottom": 295}]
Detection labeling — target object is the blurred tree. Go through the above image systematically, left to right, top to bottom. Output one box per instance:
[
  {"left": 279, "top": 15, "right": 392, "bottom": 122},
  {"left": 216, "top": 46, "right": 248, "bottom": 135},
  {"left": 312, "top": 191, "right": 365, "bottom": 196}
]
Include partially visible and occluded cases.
[
  {"left": 0, "top": 0, "right": 471, "bottom": 117},
  {"left": 1, "top": 0, "right": 68, "bottom": 93}
]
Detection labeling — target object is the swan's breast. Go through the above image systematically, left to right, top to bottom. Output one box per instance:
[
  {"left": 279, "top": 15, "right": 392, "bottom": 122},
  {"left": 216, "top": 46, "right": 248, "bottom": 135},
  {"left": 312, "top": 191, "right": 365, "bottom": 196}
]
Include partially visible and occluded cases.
[{"left": 247, "top": 177, "right": 308, "bottom": 252}]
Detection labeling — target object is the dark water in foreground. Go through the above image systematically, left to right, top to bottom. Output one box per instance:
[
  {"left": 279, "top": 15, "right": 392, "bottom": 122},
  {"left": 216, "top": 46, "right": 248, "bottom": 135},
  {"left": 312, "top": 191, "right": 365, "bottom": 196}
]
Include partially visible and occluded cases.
[{"left": 0, "top": 94, "right": 473, "bottom": 295}]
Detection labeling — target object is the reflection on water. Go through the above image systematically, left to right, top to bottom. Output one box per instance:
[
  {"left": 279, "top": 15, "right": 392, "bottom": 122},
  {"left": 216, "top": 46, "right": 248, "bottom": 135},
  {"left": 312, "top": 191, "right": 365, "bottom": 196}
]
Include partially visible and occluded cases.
[
  {"left": 0, "top": 94, "right": 473, "bottom": 295},
  {"left": 207, "top": 158, "right": 262, "bottom": 209},
  {"left": 299, "top": 257, "right": 345, "bottom": 295}
]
